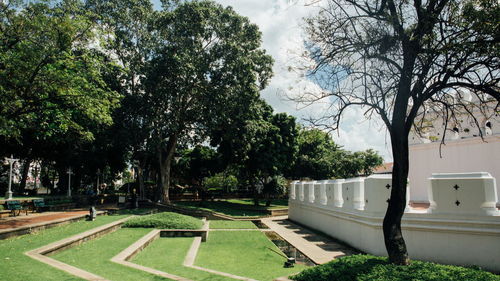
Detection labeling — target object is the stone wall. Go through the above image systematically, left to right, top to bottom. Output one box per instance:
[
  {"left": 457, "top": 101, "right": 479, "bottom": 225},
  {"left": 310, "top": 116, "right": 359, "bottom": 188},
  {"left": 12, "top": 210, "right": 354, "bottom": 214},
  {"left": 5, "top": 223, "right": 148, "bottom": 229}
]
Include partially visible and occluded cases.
[{"left": 289, "top": 173, "right": 500, "bottom": 271}]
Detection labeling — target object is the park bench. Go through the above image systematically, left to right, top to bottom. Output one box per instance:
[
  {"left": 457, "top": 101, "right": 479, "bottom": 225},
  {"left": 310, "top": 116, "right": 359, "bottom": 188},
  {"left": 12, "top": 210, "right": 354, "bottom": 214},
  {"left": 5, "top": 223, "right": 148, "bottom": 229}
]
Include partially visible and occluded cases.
[
  {"left": 32, "top": 199, "right": 46, "bottom": 212},
  {"left": 6, "top": 200, "right": 28, "bottom": 216}
]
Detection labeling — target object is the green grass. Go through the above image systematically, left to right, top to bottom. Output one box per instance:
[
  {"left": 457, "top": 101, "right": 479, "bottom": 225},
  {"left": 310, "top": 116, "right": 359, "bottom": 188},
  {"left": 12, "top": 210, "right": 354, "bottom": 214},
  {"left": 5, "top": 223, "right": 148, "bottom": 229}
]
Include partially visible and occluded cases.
[
  {"left": 173, "top": 198, "right": 288, "bottom": 219},
  {"left": 226, "top": 199, "right": 288, "bottom": 209},
  {"left": 175, "top": 201, "right": 264, "bottom": 217},
  {"left": 123, "top": 211, "right": 202, "bottom": 229},
  {"left": 0, "top": 213, "right": 133, "bottom": 281},
  {"left": 209, "top": 220, "right": 258, "bottom": 229},
  {"left": 53, "top": 228, "right": 169, "bottom": 281},
  {"left": 196, "top": 231, "right": 308, "bottom": 281},
  {"left": 133, "top": 237, "right": 234, "bottom": 281},
  {"left": 291, "top": 255, "right": 500, "bottom": 281}
]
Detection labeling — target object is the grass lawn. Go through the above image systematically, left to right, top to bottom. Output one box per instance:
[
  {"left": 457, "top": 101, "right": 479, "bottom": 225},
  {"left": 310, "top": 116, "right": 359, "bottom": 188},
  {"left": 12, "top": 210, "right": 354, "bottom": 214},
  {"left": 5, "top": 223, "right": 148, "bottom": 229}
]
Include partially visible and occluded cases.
[
  {"left": 174, "top": 199, "right": 288, "bottom": 217},
  {"left": 226, "top": 199, "right": 288, "bottom": 209},
  {"left": 175, "top": 201, "right": 265, "bottom": 217},
  {"left": 0, "top": 213, "right": 133, "bottom": 281},
  {"left": 209, "top": 220, "right": 258, "bottom": 229},
  {"left": 53, "top": 228, "right": 169, "bottom": 281},
  {"left": 196, "top": 231, "right": 308, "bottom": 281},
  {"left": 133, "top": 237, "right": 234, "bottom": 281},
  {"left": 291, "top": 255, "right": 500, "bottom": 281}
]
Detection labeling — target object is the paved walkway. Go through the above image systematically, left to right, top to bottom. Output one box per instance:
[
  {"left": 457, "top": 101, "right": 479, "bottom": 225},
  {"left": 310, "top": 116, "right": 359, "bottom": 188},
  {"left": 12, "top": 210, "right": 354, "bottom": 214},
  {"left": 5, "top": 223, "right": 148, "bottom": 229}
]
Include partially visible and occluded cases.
[
  {"left": 0, "top": 211, "right": 89, "bottom": 230},
  {"left": 261, "top": 216, "right": 358, "bottom": 265}
]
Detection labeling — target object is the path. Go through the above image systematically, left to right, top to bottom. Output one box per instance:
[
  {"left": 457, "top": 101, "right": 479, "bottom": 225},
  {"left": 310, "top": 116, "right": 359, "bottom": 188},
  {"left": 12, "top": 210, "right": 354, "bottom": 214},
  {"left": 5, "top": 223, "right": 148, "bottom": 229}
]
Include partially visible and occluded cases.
[
  {"left": 0, "top": 211, "right": 89, "bottom": 230},
  {"left": 261, "top": 216, "right": 358, "bottom": 265}
]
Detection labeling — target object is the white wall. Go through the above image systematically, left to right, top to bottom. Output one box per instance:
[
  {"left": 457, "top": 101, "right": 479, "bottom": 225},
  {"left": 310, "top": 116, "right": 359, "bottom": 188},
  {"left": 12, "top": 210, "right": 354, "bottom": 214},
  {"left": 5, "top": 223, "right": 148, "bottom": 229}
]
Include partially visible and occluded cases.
[
  {"left": 409, "top": 135, "right": 500, "bottom": 202},
  {"left": 289, "top": 173, "right": 500, "bottom": 271}
]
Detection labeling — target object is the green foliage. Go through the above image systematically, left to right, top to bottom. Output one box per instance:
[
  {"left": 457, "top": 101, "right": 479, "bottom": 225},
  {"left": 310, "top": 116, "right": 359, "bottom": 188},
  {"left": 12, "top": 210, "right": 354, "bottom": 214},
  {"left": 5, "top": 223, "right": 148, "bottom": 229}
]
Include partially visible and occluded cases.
[
  {"left": 0, "top": 0, "right": 121, "bottom": 140},
  {"left": 215, "top": 100, "right": 298, "bottom": 193},
  {"left": 289, "top": 128, "right": 383, "bottom": 179},
  {"left": 290, "top": 128, "right": 340, "bottom": 179},
  {"left": 173, "top": 145, "right": 223, "bottom": 186},
  {"left": 203, "top": 172, "right": 239, "bottom": 192},
  {"left": 263, "top": 175, "right": 287, "bottom": 196},
  {"left": 0, "top": 204, "right": 4, "bottom": 211},
  {"left": 123, "top": 212, "right": 202, "bottom": 229},
  {"left": 291, "top": 255, "right": 500, "bottom": 281}
]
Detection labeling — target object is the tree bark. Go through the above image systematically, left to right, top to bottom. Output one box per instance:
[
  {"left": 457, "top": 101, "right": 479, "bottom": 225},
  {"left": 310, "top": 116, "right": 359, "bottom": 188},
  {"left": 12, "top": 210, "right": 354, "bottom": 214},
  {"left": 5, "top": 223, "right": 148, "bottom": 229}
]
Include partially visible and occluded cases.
[
  {"left": 383, "top": 81, "right": 412, "bottom": 265},
  {"left": 157, "top": 133, "right": 178, "bottom": 203},
  {"left": 19, "top": 158, "right": 32, "bottom": 192},
  {"left": 137, "top": 165, "right": 145, "bottom": 200}
]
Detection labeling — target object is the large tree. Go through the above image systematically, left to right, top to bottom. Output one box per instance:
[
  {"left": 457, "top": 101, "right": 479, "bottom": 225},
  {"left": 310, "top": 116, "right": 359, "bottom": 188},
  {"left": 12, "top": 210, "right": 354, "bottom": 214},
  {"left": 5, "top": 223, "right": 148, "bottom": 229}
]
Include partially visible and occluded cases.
[
  {"left": 0, "top": 0, "right": 120, "bottom": 140},
  {"left": 298, "top": 0, "right": 499, "bottom": 264},
  {"left": 144, "top": 1, "right": 273, "bottom": 202},
  {"left": 215, "top": 100, "right": 299, "bottom": 204}
]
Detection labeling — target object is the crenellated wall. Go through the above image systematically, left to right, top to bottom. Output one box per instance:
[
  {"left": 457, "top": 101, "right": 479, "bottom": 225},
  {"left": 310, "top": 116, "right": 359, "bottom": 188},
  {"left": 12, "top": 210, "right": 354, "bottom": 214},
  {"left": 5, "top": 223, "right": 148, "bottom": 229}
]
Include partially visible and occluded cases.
[{"left": 289, "top": 173, "right": 500, "bottom": 271}]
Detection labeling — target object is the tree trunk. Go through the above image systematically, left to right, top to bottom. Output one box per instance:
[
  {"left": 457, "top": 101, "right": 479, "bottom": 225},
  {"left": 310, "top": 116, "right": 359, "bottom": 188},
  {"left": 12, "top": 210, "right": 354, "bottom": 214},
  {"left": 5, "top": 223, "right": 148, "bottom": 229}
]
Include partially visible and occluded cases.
[
  {"left": 383, "top": 125, "right": 410, "bottom": 265},
  {"left": 158, "top": 134, "right": 178, "bottom": 203},
  {"left": 19, "top": 158, "right": 32, "bottom": 192},
  {"left": 136, "top": 164, "right": 145, "bottom": 200}
]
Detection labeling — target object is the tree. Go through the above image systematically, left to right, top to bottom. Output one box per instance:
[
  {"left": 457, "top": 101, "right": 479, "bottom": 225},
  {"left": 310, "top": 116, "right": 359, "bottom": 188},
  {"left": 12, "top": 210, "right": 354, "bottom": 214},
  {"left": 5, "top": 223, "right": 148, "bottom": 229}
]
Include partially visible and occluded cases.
[
  {"left": 0, "top": 0, "right": 120, "bottom": 140},
  {"left": 0, "top": 0, "right": 124, "bottom": 195},
  {"left": 298, "top": 0, "right": 499, "bottom": 264},
  {"left": 144, "top": 1, "right": 273, "bottom": 202},
  {"left": 214, "top": 100, "right": 298, "bottom": 204},
  {"left": 289, "top": 127, "right": 341, "bottom": 179},
  {"left": 288, "top": 128, "right": 383, "bottom": 179},
  {"left": 173, "top": 145, "right": 223, "bottom": 188}
]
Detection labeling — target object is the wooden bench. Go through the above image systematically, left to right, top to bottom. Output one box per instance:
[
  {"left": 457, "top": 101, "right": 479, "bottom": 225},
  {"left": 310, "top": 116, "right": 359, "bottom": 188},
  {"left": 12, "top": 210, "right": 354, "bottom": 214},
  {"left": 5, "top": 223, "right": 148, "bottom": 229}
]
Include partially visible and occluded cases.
[
  {"left": 32, "top": 199, "right": 46, "bottom": 212},
  {"left": 6, "top": 200, "right": 28, "bottom": 216}
]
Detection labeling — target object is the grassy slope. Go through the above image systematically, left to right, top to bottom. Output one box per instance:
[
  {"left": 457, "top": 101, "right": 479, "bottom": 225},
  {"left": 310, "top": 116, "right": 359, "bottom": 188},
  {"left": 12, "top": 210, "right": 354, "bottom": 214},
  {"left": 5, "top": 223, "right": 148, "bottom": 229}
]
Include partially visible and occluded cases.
[
  {"left": 123, "top": 211, "right": 202, "bottom": 229},
  {"left": 0, "top": 214, "right": 131, "bottom": 281},
  {"left": 209, "top": 220, "right": 257, "bottom": 229},
  {"left": 53, "top": 227, "right": 170, "bottom": 281},
  {"left": 196, "top": 231, "right": 308, "bottom": 281},
  {"left": 133, "top": 237, "right": 233, "bottom": 281},
  {"left": 291, "top": 255, "right": 500, "bottom": 281}
]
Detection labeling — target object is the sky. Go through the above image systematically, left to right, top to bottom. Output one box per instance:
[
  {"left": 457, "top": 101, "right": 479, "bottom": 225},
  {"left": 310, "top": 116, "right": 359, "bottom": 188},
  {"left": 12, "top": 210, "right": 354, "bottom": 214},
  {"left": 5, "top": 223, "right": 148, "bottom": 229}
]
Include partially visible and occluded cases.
[{"left": 153, "top": 0, "right": 393, "bottom": 161}]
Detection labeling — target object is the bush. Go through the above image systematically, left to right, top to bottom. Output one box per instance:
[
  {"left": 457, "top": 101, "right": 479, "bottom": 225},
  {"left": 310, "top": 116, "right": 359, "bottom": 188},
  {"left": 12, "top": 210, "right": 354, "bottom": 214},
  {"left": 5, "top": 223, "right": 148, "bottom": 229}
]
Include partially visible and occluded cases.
[
  {"left": 203, "top": 173, "right": 238, "bottom": 192},
  {"left": 0, "top": 204, "right": 4, "bottom": 211},
  {"left": 123, "top": 212, "right": 202, "bottom": 229},
  {"left": 291, "top": 255, "right": 500, "bottom": 281}
]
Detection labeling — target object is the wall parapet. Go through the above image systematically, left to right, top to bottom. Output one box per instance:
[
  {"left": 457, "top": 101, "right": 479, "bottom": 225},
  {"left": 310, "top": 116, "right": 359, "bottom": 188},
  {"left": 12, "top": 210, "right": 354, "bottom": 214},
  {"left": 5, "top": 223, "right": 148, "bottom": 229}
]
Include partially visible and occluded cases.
[{"left": 289, "top": 172, "right": 500, "bottom": 271}]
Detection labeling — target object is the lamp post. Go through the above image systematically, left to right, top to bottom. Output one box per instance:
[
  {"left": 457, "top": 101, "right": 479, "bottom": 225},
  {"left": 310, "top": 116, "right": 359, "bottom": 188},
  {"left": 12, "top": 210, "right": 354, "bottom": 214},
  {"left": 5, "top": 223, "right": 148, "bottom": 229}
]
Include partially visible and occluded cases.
[
  {"left": 4, "top": 155, "right": 19, "bottom": 200},
  {"left": 67, "top": 167, "right": 73, "bottom": 197}
]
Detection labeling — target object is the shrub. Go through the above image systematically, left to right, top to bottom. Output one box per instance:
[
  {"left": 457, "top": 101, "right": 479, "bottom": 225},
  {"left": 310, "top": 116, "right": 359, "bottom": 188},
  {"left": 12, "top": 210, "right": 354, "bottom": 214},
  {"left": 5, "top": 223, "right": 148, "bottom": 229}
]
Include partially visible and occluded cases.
[
  {"left": 203, "top": 173, "right": 238, "bottom": 192},
  {"left": 0, "top": 204, "right": 4, "bottom": 211},
  {"left": 123, "top": 212, "right": 202, "bottom": 229},
  {"left": 291, "top": 255, "right": 500, "bottom": 281}
]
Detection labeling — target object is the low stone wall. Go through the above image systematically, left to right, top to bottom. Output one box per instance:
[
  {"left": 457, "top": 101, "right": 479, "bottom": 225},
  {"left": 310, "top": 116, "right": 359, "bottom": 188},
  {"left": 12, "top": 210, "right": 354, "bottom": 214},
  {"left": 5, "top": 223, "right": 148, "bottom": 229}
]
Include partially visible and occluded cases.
[{"left": 289, "top": 173, "right": 500, "bottom": 271}]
